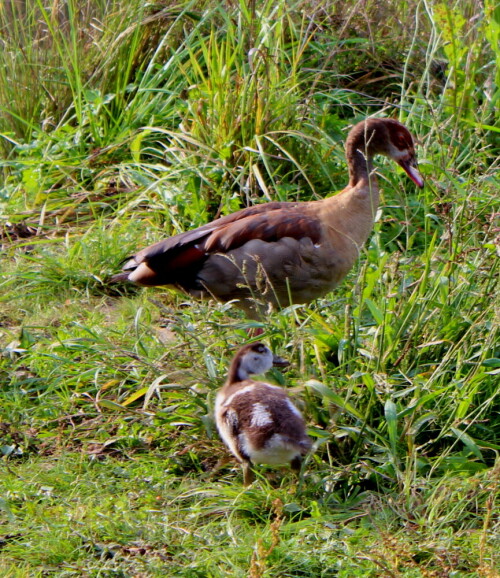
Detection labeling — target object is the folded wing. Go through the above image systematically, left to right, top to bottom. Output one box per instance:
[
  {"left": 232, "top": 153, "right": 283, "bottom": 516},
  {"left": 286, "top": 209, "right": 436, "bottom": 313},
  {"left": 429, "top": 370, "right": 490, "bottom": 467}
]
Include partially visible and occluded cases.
[{"left": 119, "top": 201, "right": 322, "bottom": 288}]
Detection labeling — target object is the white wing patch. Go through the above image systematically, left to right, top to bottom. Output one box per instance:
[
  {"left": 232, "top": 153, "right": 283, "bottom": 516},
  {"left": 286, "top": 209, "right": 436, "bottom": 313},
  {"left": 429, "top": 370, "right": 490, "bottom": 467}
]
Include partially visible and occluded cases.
[
  {"left": 250, "top": 402, "right": 273, "bottom": 427},
  {"left": 217, "top": 408, "right": 241, "bottom": 460},
  {"left": 225, "top": 408, "right": 239, "bottom": 429}
]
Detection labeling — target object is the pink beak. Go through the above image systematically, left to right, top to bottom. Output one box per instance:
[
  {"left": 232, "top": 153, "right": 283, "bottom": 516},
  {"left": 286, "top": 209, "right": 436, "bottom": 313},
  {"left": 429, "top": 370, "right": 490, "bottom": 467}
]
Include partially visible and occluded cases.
[
  {"left": 398, "top": 157, "right": 424, "bottom": 188},
  {"left": 398, "top": 157, "right": 424, "bottom": 189}
]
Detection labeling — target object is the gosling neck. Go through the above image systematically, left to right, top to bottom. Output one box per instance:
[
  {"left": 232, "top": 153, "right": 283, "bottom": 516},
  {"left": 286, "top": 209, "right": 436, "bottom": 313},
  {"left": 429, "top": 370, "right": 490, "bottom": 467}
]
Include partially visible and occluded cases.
[{"left": 227, "top": 357, "right": 249, "bottom": 385}]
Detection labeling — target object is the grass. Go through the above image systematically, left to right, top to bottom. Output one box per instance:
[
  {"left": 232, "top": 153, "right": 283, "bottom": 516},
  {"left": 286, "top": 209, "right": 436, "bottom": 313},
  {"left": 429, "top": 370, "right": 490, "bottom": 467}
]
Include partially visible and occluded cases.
[
  {"left": 1, "top": 0, "right": 499, "bottom": 575},
  {"left": 1, "top": 453, "right": 498, "bottom": 575}
]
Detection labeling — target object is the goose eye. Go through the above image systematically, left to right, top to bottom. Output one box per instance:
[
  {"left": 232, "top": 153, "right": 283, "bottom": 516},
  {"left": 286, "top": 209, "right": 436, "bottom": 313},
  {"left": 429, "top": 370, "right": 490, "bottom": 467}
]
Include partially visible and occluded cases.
[{"left": 395, "top": 131, "right": 411, "bottom": 150}]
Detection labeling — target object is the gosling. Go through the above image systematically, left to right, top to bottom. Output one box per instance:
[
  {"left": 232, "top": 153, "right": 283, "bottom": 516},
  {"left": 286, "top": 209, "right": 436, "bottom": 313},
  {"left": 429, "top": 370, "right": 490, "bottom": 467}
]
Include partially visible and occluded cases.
[{"left": 215, "top": 342, "right": 311, "bottom": 486}]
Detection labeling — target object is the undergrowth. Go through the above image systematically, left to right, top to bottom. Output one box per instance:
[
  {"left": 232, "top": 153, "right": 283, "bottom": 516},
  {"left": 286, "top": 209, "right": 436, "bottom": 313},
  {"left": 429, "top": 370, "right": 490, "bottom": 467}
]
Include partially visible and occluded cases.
[{"left": 0, "top": 0, "right": 499, "bottom": 576}]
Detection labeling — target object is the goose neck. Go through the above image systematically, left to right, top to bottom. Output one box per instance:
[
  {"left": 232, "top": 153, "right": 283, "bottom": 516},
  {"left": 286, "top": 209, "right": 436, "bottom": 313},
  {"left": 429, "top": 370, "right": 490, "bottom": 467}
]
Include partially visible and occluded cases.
[{"left": 347, "top": 147, "right": 377, "bottom": 189}]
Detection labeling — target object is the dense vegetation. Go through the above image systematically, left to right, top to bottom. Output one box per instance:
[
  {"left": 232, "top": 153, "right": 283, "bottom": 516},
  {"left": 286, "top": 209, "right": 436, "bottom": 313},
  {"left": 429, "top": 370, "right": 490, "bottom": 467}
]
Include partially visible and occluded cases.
[{"left": 0, "top": 0, "right": 498, "bottom": 575}]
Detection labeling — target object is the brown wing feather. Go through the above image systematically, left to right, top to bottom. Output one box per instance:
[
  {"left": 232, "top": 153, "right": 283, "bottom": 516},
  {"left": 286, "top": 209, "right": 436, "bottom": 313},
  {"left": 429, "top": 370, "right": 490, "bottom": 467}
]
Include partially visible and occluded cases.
[
  {"left": 116, "top": 201, "right": 321, "bottom": 287},
  {"left": 127, "top": 201, "right": 298, "bottom": 268},
  {"left": 203, "top": 209, "right": 322, "bottom": 252}
]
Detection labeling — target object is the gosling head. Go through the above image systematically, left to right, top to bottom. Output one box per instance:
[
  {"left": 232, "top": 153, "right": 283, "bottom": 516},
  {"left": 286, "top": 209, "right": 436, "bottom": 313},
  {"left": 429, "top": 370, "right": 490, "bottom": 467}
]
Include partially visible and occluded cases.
[{"left": 228, "top": 342, "right": 289, "bottom": 384}]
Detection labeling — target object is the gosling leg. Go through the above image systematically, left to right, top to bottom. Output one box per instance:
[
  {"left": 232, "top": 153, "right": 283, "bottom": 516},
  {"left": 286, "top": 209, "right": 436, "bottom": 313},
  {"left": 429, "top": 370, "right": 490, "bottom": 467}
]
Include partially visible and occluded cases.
[
  {"left": 290, "top": 455, "right": 303, "bottom": 474},
  {"left": 291, "top": 455, "right": 307, "bottom": 493},
  {"left": 242, "top": 461, "right": 255, "bottom": 486}
]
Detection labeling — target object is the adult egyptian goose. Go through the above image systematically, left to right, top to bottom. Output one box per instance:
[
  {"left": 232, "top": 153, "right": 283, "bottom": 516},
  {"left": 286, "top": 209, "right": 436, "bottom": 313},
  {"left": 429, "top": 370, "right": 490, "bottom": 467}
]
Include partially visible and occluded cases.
[
  {"left": 113, "top": 118, "right": 424, "bottom": 317},
  {"left": 215, "top": 342, "right": 311, "bottom": 485}
]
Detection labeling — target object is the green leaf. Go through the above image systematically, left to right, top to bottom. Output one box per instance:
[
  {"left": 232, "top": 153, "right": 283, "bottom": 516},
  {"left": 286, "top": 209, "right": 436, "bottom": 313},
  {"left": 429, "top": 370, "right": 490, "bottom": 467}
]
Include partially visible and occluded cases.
[
  {"left": 129, "top": 129, "right": 151, "bottom": 163},
  {"left": 365, "top": 298, "right": 384, "bottom": 325},
  {"left": 481, "top": 358, "right": 500, "bottom": 368},
  {"left": 306, "top": 380, "right": 363, "bottom": 420},
  {"left": 122, "top": 387, "right": 149, "bottom": 406},
  {"left": 98, "top": 399, "right": 128, "bottom": 412},
  {"left": 408, "top": 412, "right": 437, "bottom": 436},
  {"left": 450, "top": 427, "right": 484, "bottom": 460}
]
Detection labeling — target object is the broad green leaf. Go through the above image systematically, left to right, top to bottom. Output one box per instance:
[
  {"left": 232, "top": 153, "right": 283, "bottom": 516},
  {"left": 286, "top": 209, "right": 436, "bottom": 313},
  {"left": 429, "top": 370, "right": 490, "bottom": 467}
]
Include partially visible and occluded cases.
[
  {"left": 130, "top": 129, "right": 151, "bottom": 163},
  {"left": 365, "top": 298, "right": 384, "bottom": 325},
  {"left": 481, "top": 358, "right": 500, "bottom": 368},
  {"left": 306, "top": 380, "right": 363, "bottom": 420},
  {"left": 122, "top": 387, "right": 150, "bottom": 406},
  {"left": 98, "top": 399, "right": 128, "bottom": 412},
  {"left": 408, "top": 412, "right": 437, "bottom": 436},
  {"left": 450, "top": 427, "right": 484, "bottom": 460}
]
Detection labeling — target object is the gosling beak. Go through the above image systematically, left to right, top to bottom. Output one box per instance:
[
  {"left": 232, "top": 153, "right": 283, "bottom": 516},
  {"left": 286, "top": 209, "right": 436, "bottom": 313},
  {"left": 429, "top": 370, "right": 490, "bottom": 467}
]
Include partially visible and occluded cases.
[
  {"left": 398, "top": 156, "right": 424, "bottom": 188},
  {"left": 272, "top": 354, "right": 290, "bottom": 368}
]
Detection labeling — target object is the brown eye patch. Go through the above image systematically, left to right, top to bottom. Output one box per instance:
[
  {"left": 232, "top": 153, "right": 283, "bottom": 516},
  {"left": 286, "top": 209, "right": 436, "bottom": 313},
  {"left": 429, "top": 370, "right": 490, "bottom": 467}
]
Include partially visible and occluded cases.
[{"left": 394, "top": 130, "right": 413, "bottom": 150}]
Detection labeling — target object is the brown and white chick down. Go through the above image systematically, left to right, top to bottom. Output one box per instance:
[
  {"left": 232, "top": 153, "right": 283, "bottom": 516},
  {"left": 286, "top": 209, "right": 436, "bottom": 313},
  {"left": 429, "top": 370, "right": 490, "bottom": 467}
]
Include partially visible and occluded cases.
[
  {"left": 113, "top": 118, "right": 424, "bottom": 318},
  {"left": 215, "top": 343, "right": 311, "bottom": 486}
]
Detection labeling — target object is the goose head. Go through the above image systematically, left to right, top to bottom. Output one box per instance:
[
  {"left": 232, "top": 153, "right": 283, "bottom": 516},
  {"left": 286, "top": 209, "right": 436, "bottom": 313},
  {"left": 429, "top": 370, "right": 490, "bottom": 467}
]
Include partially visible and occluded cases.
[{"left": 346, "top": 118, "right": 424, "bottom": 188}]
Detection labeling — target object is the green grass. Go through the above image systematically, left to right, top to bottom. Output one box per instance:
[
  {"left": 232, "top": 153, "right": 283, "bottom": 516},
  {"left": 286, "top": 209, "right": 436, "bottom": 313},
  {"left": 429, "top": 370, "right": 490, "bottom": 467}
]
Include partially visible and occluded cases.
[
  {"left": 1, "top": 0, "right": 499, "bottom": 575},
  {"left": 1, "top": 453, "right": 498, "bottom": 576}
]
